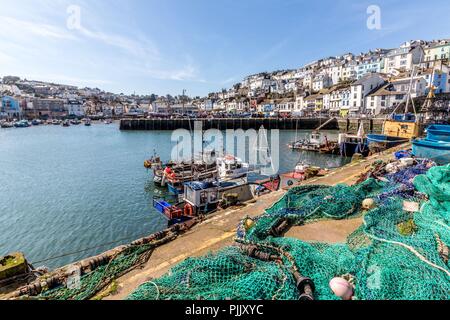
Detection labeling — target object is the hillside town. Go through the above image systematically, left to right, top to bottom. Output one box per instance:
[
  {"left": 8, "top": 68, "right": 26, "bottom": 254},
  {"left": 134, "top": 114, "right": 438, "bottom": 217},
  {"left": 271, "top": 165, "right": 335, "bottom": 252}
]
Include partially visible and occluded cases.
[{"left": 1, "top": 39, "right": 450, "bottom": 121}]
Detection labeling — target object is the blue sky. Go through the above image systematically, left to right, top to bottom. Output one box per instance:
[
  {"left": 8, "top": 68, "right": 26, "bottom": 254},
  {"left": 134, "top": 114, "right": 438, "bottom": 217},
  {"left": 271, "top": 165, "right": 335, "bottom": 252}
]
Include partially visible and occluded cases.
[{"left": 1, "top": 0, "right": 449, "bottom": 96}]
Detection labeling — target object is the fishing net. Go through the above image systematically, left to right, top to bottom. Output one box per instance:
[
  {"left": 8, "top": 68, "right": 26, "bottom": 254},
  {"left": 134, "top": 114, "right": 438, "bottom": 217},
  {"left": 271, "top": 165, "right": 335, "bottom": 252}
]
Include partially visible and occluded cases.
[
  {"left": 128, "top": 161, "right": 450, "bottom": 300},
  {"left": 39, "top": 243, "right": 156, "bottom": 300}
]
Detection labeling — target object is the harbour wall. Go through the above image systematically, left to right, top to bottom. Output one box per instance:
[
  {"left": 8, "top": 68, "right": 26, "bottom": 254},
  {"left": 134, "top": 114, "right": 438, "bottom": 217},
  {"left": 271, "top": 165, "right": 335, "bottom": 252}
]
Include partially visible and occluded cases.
[{"left": 120, "top": 118, "right": 385, "bottom": 133}]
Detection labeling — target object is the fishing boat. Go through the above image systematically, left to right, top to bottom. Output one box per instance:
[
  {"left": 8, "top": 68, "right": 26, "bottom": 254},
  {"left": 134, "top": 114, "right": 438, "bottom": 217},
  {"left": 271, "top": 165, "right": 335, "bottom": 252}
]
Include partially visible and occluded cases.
[
  {"left": 367, "top": 63, "right": 423, "bottom": 154},
  {"left": 366, "top": 114, "right": 417, "bottom": 153},
  {"left": 84, "top": 118, "right": 92, "bottom": 126},
  {"left": 289, "top": 118, "right": 338, "bottom": 153},
  {"left": 31, "top": 119, "right": 41, "bottom": 126},
  {"left": 51, "top": 119, "right": 60, "bottom": 125},
  {"left": 70, "top": 119, "right": 81, "bottom": 125},
  {"left": 104, "top": 119, "right": 113, "bottom": 124},
  {"left": 14, "top": 120, "right": 30, "bottom": 128},
  {"left": 62, "top": 120, "right": 70, "bottom": 127},
  {"left": 0, "top": 121, "right": 14, "bottom": 128},
  {"left": 339, "top": 123, "right": 369, "bottom": 158},
  {"left": 412, "top": 124, "right": 450, "bottom": 165},
  {"left": 289, "top": 131, "right": 336, "bottom": 152},
  {"left": 216, "top": 155, "right": 249, "bottom": 180},
  {"left": 279, "top": 162, "right": 327, "bottom": 189},
  {"left": 165, "top": 163, "right": 218, "bottom": 195},
  {"left": 253, "top": 175, "right": 281, "bottom": 196},
  {"left": 154, "top": 177, "right": 256, "bottom": 226}
]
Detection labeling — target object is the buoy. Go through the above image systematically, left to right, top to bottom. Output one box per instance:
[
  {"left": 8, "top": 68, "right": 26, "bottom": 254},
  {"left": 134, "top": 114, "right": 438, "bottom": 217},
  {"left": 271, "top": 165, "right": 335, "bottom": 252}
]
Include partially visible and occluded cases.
[
  {"left": 362, "top": 198, "right": 376, "bottom": 210},
  {"left": 244, "top": 218, "right": 255, "bottom": 230},
  {"left": 329, "top": 277, "right": 354, "bottom": 300}
]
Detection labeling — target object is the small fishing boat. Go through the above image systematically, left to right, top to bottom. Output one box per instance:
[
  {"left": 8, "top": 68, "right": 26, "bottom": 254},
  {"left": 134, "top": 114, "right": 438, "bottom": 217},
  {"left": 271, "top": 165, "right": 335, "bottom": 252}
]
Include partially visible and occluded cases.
[
  {"left": 84, "top": 118, "right": 92, "bottom": 126},
  {"left": 31, "top": 119, "right": 41, "bottom": 126},
  {"left": 70, "top": 119, "right": 81, "bottom": 125},
  {"left": 104, "top": 119, "right": 113, "bottom": 124},
  {"left": 14, "top": 120, "right": 30, "bottom": 128},
  {"left": 62, "top": 120, "right": 70, "bottom": 127},
  {"left": 0, "top": 121, "right": 14, "bottom": 128},
  {"left": 339, "top": 124, "right": 369, "bottom": 157},
  {"left": 412, "top": 124, "right": 450, "bottom": 165},
  {"left": 289, "top": 131, "right": 337, "bottom": 153},
  {"left": 216, "top": 155, "right": 249, "bottom": 180},
  {"left": 279, "top": 162, "right": 327, "bottom": 189},
  {"left": 165, "top": 164, "right": 218, "bottom": 195},
  {"left": 253, "top": 175, "right": 281, "bottom": 196},
  {"left": 154, "top": 177, "right": 255, "bottom": 226}
]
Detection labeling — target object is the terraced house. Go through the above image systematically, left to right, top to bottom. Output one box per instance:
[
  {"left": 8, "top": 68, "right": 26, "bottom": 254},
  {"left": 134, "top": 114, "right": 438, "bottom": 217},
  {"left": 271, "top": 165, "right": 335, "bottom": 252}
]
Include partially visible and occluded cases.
[{"left": 384, "top": 42, "right": 424, "bottom": 74}]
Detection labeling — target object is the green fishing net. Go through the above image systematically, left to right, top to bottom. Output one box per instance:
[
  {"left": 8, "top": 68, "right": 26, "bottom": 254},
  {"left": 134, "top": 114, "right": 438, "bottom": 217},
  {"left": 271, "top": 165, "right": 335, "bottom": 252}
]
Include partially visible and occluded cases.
[{"left": 128, "top": 163, "right": 450, "bottom": 300}]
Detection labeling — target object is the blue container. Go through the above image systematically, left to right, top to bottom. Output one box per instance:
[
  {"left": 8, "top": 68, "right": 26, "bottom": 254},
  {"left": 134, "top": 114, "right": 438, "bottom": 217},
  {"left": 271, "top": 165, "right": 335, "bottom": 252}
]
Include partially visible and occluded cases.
[{"left": 153, "top": 199, "right": 172, "bottom": 214}]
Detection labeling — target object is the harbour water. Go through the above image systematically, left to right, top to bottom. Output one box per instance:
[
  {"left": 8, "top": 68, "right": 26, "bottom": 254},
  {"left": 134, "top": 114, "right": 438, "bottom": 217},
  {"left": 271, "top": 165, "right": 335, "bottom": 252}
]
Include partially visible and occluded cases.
[{"left": 0, "top": 124, "right": 349, "bottom": 269}]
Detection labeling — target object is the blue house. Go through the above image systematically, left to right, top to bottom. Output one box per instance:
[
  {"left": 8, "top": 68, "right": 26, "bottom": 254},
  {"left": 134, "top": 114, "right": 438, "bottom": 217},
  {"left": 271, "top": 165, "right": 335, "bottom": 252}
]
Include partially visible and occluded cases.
[
  {"left": 423, "top": 70, "right": 448, "bottom": 94},
  {"left": 1, "top": 96, "right": 22, "bottom": 119}
]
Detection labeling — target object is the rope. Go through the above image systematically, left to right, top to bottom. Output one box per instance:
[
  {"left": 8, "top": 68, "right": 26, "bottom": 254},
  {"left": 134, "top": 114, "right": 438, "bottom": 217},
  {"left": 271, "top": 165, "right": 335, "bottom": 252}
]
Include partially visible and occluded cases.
[
  {"left": 363, "top": 217, "right": 450, "bottom": 277},
  {"left": 30, "top": 232, "right": 155, "bottom": 265}
]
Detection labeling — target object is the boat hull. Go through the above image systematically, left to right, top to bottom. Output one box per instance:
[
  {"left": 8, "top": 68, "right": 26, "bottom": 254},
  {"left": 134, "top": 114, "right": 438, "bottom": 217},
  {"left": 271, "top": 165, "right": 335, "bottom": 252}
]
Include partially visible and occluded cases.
[
  {"left": 425, "top": 125, "right": 450, "bottom": 143},
  {"left": 367, "top": 134, "right": 409, "bottom": 153},
  {"left": 412, "top": 139, "right": 450, "bottom": 165},
  {"left": 167, "top": 183, "right": 184, "bottom": 195}
]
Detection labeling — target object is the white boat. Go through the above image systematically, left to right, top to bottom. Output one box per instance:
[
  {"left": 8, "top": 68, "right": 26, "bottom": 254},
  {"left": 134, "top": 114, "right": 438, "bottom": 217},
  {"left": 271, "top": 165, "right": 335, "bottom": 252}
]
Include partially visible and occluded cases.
[
  {"left": 1, "top": 121, "right": 14, "bottom": 128},
  {"left": 216, "top": 155, "right": 250, "bottom": 180}
]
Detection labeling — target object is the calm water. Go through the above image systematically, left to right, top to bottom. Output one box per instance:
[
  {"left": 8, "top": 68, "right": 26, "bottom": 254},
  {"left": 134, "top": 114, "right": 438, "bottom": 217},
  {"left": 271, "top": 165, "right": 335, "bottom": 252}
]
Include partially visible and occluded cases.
[{"left": 0, "top": 124, "right": 348, "bottom": 269}]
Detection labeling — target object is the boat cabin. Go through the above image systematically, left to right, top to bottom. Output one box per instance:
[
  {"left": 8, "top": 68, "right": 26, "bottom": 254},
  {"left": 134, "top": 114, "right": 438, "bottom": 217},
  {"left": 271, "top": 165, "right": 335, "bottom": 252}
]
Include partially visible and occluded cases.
[
  {"left": 217, "top": 155, "right": 249, "bottom": 180},
  {"left": 183, "top": 181, "right": 220, "bottom": 214}
]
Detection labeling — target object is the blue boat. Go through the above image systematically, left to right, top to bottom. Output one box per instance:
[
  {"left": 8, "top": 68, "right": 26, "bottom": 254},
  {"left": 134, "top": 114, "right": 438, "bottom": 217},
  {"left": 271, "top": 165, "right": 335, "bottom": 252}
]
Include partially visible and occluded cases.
[
  {"left": 412, "top": 124, "right": 450, "bottom": 165},
  {"left": 425, "top": 124, "right": 450, "bottom": 142},
  {"left": 366, "top": 134, "right": 410, "bottom": 153},
  {"left": 167, "top": 181, "right": 184, "bottom": 195}
]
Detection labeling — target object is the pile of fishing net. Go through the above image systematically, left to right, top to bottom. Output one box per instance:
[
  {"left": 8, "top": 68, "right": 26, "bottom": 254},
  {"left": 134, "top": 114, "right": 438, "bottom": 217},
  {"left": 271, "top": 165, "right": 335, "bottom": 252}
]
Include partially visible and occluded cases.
[
  {"left": 128, "top": 162, "right": 450, "bottom": 300},
  {"left": 38, "top": 243, "right": 155, "bottom": 300}
]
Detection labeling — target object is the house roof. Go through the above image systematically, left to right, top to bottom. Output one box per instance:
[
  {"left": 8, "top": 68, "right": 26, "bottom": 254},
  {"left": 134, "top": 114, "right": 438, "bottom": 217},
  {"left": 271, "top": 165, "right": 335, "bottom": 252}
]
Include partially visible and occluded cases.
[
  {"left": 353, "top": 73, "right": 383, "bottom": 85},
  {"left": 368, "top": 84, "right": 407, "bottom": 97}
]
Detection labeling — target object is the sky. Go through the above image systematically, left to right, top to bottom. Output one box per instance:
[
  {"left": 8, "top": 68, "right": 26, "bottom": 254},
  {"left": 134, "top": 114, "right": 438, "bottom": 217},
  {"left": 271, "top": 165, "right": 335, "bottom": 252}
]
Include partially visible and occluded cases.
[{"left": 0, "top": 0, "right": 449, "bottom": 97}]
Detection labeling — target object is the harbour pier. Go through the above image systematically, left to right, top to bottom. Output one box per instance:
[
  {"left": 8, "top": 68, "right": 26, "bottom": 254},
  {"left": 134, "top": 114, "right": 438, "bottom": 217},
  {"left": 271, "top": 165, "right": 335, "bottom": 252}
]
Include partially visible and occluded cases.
[{"left": 119, "top": 117, "right": 386, "bottom": 133}]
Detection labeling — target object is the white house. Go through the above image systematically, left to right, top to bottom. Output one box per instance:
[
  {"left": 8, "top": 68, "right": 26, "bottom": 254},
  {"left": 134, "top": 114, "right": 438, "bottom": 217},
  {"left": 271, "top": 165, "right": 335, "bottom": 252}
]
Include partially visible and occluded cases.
[
  {"left": 384, "top": 43, "right": 424, "bottom": 75},
  {"left": 349, "top": 73, "right": 386, "bottom": 116},
  {"left": 312, "top": 74, "right": 332, "bottom": 91},
  {"left": 365, "top": 76, "right": 427, "bottom": 115},
  {"left": 327, "top": 86, "right": 351, "bottom": 116},
  {"left": 277, "top": 98, "right": 296, "bottom": 115},
  {"left": 65, "top": 100, "right": 84, "bottom": 117}
]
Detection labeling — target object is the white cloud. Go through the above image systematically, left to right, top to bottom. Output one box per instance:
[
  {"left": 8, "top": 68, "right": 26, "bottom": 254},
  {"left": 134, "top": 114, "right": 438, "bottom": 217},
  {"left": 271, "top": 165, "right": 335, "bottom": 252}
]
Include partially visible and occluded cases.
[
  {"left": 0, "top": 16, "right": 76, "bottom": 40},
  {"left": 75, "top": 26, "right": 160, "bottom": 60},
  {"left": 140, "top": 63, "right": 205, "bottom": 82}
]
